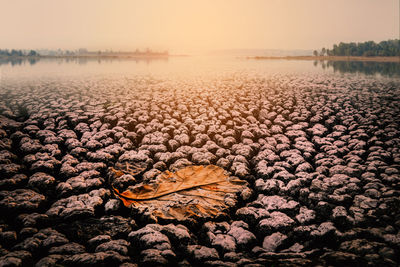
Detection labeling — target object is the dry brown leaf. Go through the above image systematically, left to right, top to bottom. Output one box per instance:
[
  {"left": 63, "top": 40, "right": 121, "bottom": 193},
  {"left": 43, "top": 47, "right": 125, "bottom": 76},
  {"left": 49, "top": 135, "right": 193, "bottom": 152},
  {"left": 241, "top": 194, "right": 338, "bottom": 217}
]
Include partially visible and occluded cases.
[{"left": 112, "top": 165, "right": 247, "bottom": 221}]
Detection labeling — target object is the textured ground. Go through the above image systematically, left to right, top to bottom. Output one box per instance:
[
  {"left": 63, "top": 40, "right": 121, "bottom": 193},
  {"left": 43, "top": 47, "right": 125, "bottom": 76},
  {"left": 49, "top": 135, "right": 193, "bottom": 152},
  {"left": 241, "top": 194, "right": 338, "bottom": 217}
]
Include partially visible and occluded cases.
[{"left": 0, "top": 74, "right": 399, "bottom": 266}]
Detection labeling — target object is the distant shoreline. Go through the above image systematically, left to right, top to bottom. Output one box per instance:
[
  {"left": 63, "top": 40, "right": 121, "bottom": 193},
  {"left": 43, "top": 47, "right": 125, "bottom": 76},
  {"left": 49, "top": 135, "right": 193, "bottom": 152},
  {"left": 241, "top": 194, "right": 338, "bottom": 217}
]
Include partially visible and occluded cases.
[
  {"left": 0, "top": 54, "right": 189, "bottom": 60},
  {"left": 247, "top": 55, "right": 400, "bottom": 62}
]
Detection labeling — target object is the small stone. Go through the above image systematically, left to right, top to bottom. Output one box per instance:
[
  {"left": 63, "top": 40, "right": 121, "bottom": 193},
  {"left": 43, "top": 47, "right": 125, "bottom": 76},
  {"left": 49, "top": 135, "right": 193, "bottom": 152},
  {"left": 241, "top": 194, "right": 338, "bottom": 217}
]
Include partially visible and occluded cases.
[
  {"left": 105, "top": 199, "right": 120, "bottom": 213},
  {"left": 332, "top": 206, "right": 353, "bottom": 226},
  {"left": 296, "top": 207, "right": 316, "bottom": 224},
  {"left": 258, "top": 212, "right": 295, "bottom": 235},
  {"left": 227, "top": 222, "right": 256, "bottom": 249},
  {"left": 310, "top": 222, "right": 337, "bottom": 238},
  {"left": 161, "top": 224, "right": 191, "bottom": 245},
  {"left": 262, "top": 232, "right": 287, "bottom": 252},
  {"left": 211, "top": 234, "right": 237, "bottom": 252},
  {"left": 88, "top": 235, "right": 112, "bottom": 249},
  {"left": 187, "top": 245, "right": 219, "bottom": 262},
  {"left": 140, "top": 249, "right": 168, "bottom": 266}
]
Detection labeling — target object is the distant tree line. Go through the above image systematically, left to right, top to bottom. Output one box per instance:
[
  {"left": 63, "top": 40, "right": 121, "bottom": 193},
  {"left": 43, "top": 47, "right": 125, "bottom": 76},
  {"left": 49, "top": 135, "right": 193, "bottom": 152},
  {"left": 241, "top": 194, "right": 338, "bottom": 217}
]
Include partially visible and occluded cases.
[
  {"left": 314, "top": 39, "right": 399, "bottom": 57},
  {"left": 0, "top": 48, "right": 171, "bottom": 57},
  {"left": 0, "top": 49, "right": 39, "bottom": 56}
]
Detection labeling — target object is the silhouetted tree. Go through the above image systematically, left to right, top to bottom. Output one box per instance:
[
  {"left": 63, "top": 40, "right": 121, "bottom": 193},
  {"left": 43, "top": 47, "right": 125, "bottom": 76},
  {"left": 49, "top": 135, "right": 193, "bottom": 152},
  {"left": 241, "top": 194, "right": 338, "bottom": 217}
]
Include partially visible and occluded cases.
[
  {"left": 323, "top": 39, "right": 399, "bottom": 57},
  {"left": 0, "top": 49, "right": 38, "bottom": 57},
  {"left": 11, "top": 49, "right": 23, "bottom": 56},
  {"left": 28, "top": 50, "right": 38, "bottom": 56}
]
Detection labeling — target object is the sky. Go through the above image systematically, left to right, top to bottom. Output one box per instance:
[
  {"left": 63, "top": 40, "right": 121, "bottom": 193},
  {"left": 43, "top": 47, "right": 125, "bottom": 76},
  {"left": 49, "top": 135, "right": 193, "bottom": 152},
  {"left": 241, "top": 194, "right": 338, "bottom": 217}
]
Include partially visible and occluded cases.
[{"left": 0, "top": 0, "right": 398, "bottom": 53}]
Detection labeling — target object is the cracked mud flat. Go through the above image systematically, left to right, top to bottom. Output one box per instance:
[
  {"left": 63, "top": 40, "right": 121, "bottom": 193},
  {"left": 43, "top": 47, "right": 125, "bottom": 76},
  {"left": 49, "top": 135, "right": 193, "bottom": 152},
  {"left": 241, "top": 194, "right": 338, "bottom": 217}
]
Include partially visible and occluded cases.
[{"left": 0, "top": 73, "right": 399, "bottom": 266}]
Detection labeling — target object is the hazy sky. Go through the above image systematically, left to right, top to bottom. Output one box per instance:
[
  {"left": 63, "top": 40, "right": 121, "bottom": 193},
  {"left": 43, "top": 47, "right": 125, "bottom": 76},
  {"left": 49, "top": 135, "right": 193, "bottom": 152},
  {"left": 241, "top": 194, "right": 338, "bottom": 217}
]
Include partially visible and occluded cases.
[{"left": 1, "top": 0, "right": 398, "bottom": 52}]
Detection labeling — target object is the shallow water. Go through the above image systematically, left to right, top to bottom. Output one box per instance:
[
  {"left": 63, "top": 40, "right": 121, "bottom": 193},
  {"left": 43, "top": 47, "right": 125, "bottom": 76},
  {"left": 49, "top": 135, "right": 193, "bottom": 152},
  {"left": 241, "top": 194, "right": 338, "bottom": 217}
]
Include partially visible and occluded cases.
[{"left": 1, "top": 56, "right": 399, "bottom": 82}]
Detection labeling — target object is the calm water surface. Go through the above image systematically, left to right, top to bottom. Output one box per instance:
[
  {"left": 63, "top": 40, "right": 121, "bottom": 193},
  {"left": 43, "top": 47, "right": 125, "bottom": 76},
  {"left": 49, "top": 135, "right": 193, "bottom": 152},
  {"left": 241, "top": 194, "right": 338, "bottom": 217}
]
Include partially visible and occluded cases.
[{"left": 1, "top": 56, "right": 399, "bottom": 82}]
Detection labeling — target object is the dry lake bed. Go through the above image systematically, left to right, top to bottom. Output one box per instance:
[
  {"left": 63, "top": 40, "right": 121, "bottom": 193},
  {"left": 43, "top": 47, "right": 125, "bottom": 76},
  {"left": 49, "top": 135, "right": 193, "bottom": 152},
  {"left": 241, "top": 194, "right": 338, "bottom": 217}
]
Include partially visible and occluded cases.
[{"left": 0, "top": 57, "right": 399, "bottom": 266}]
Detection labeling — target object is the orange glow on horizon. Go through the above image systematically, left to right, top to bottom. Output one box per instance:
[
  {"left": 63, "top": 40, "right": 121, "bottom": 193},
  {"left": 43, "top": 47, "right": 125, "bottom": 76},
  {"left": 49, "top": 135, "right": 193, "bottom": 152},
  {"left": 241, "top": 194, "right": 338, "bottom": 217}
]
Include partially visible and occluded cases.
[{"left": 0, "top": 0, "right": 398, "bottom": 53}]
